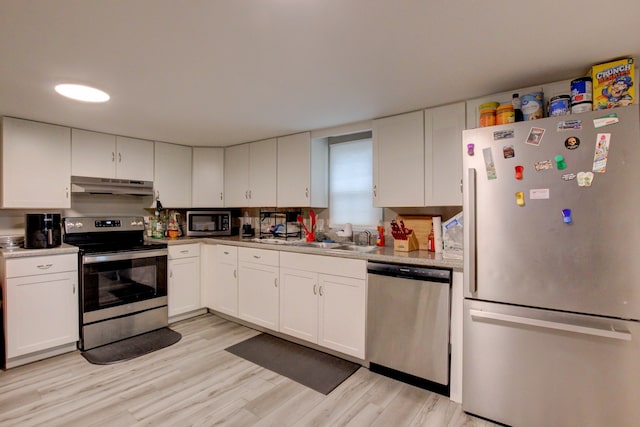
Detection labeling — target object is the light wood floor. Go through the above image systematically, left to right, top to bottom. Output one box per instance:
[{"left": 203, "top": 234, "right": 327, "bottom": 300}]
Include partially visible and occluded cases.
[{"left": 0, "top": 314, "right": 498, "bottom": 427}]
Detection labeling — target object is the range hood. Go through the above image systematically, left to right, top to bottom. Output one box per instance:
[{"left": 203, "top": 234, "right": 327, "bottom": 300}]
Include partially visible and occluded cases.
[{"left": 71, "top": 176, "right": 154, "bottom": 196}]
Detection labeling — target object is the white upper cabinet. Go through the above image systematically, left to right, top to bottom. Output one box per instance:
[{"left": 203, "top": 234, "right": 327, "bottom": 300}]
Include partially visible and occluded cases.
[
  {"left": 424, "top": 102, "right": 466, "bottom": 206},
  {"left": 372, "top": 111, "right": 425, "bottom": 207},
  {"left": 1, "top": 117, "right": 71, "bottom": 208},
  {"left": 71, "top": 129, "right": 154, "bottom": 181},
  {"left": 277, "top": 132, "right": 328, "bottom": 207},
  {"left": 115, "top": 136, "right": 155, "bottom": 181},
  {"left": 248, "top": 138, "right": 277, "bottom": 206},
  {"left": 224, "top": 139, "right": 277, "bottom": 207},
  {"left": 154, "top": 141, "right": 192, "bottom": 208},
  {"left": 192, "top": 147, "right": 224, "bottom": 207}
]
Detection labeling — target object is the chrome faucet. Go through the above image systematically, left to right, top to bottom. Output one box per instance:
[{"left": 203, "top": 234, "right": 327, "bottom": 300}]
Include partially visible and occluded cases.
[{"left": 358, "top": 230, "right": 372, "bottom": 246}]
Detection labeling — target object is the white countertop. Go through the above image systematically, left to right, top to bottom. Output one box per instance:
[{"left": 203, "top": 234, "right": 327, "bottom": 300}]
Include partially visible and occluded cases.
[
  {"left": 156, "top": 235, "right": 463, "bottom": 270},
  {"left": 0, "top": 243, "right": 79, "bottom": 259}
]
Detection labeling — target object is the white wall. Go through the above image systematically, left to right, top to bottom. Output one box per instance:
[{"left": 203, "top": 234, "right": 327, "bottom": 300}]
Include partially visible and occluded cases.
[{"left": 0, "top": 194, "right": 151, "bottom": 235}]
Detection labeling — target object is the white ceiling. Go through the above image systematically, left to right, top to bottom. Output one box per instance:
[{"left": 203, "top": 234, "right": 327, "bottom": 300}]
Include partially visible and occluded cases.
[{"left": 1, "top": 0, "right": 640, "bottom": 147}]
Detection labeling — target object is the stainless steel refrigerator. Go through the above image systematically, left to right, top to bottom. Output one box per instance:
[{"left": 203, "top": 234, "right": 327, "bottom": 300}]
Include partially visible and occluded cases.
[{"left": 462, "top": 104, "right": 640, "bottom": 427}]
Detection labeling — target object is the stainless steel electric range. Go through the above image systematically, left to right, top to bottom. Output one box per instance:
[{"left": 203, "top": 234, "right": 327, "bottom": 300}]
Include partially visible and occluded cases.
[{"left": 63, "top": 216, "right": 168, "bottom": 351}]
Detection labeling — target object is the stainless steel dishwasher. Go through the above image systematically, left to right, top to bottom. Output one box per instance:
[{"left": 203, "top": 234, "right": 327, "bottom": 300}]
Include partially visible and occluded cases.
[{"left": 367, "top": 261, "right": 452, "bottom": 395}]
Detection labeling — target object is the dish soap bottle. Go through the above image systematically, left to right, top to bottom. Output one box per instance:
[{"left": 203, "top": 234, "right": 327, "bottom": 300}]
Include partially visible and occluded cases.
[
  {"left": 151, "top": 211, "right": 163, "bottom": 239},
  {"left": 376, "top": 224, "right": 385, "bottom": 247}
]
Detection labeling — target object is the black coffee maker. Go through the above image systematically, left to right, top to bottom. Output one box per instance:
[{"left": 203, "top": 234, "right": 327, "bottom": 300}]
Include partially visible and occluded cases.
[{"left": 24, "top": 213, "right": 62, "bottom": 249}]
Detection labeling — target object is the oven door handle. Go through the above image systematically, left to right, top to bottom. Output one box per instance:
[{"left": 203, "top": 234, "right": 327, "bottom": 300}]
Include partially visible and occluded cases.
[{"left": 83, "top": 249, "right": 168, "bottom": 264}]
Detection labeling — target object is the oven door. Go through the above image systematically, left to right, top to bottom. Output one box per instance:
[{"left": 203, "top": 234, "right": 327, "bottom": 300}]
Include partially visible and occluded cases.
[{"left": 81, "top": 249, "right": 168, "bottom": 324}]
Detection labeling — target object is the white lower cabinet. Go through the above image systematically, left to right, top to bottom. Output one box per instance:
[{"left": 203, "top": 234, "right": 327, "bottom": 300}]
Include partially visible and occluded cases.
[
  {"left": 168, "top": 244, "right": 201, "bottom": 318},
  {"left": 211, "top": 245, "right": 238, "bottom": 316},
  {"left": 238, "top": 247, "right": 279, "bottom": 330},
  {"left": 279, "top": 252, "right": 366, "bottom": 358},
  {"left": 3, "top": 253, "right": 79, "bottom": 367}
]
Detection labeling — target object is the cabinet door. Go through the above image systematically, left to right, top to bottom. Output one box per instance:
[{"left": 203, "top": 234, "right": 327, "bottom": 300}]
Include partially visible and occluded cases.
[
  {"left": 425, "top": 102, "right": 465, "bottom": 206},
  {"left": 372, "top": 111, "right": 425, "bottom": 207},
  {"left": 1, "top": 117, "right": 71, "bottom": 208},
  {"left": 71, "top": 129, "right": 117, "bottom": 178},
  {"left": 277, "top": 132, "right": 311, "bottom": 207},
  {"left": 116, "top": 136, "right": 154, "bottom": 181},
  {"left": 248, "top": 138, "right": 277, "bottom": 206},
  {"left": 154, "top": 141, "right": 192, "bottom": 208},
  {"left": 224, "top": 144, "right": 249, "bottom": 207},
  {"left": 192, "top": 147, "right": 224, "bottom": 207},
  {"left": 213, "top": 245, "right": 238, "bottom": 316},
  {"left": 168, "top": 256, "right": 201, "bottom": 317},
  {"left": 238, "top": 262, "right": 279, "bottom": 330},
  {"left": 279, "top": 268, "right": 318, "bottom": 343},
  {"left": 5, "top": 271, "right": 79, "bottom": 358},
  {"left": 318, "top": 274, "right": 365, "bottom": 358}
]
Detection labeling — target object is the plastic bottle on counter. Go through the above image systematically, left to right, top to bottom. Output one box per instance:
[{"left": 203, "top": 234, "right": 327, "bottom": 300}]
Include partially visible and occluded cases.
[
  {"left": 512, "top": 93, "right": 524, "bottom": 122},
  {"left": 151, "top": 211, "right": 164, "bottom": 239},
  {"left": 376, "top": 224, "right": 385, "bottom": 247}
]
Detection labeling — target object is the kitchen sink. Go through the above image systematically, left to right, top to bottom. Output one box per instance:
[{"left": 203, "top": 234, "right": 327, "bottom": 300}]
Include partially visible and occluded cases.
[
  {"left": 295, "top": 241, "right": 343, "bottom": 249},
  {"left": 330, "top": 244, "right": 378, "bottom": 253}
]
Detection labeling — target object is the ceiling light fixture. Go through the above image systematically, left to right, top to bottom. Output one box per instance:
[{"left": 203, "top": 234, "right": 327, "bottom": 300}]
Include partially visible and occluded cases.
[{"left": 54, "top": 83, "right": 110, "bottom": 103}]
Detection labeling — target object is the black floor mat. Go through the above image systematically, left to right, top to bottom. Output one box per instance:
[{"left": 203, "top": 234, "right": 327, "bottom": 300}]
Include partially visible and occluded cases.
[
  {"left": 81, "top": 327, "right": 181, "bottom": 365},
  {"left": 225, "top": 333, "right": 360, "bottom": 395}
]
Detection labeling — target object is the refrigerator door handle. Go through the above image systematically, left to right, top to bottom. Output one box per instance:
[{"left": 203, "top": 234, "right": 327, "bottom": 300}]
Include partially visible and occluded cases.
[
  {"left": 465, "top": 167, "right": 477, "bottom": 294},
  {"left": 469, "top": 309, "right": 632, "bottom": 341}
]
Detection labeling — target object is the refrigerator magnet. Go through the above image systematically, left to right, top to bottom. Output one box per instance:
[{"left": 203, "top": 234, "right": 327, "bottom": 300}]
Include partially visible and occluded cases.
[
  {"left": 593, "top": 113, "right": 619, "bottom": 128},
  {"left": 557, "top": 119, "right": 582, "bottom": 131},
  {"left": 526, "top": 127, "right": 545, "bottom": 146},
  {"left": 493, "top": 129, "right": 514, "bottom": 141},
  {"left": 592, "top": 133, "right": 611, "bottom": 173},
  {"left": 564, "top": 136, "right": 580, "bottom": 150},
  {"left": 503, "top": 145, "right": 515, "bottom": 159},
  {"left": 482, "top": 147, "right": 497, "bottom": 180},
  {"left": 534, "top": 160, "right": 553, "bottom": 171},
  {"left": 577, "top": 171, "right": 594, "bottom": 187},
  {"left": 561, "top": 173, "right": 577, "bottom": 181},
  {"left": 530, "top": 188, "right": 550, "bottom": 200},
  {"left": 515, "top": 191, "right": 525, "bottom": 206},
  {"left": 561, "top": 209, "right": 572, "bottom": 224}
]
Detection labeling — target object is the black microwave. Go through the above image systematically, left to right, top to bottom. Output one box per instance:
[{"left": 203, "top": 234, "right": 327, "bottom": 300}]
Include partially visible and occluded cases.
[{"left": 186, "top": 210, "right": 232, "bottom": 236}]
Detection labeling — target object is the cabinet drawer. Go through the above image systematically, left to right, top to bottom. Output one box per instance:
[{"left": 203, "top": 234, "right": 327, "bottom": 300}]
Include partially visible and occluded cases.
[
  {"left": 168, "top": 243, "right": 200, "bottom": 259},
  {"left": 216, "top": 245, "right": 237, "bottom": 262},
  {"left": 239, "top": 247, "right": 279, "bottom": 266},
  {"left": 280, "top": 252, "right": 366, "bottom": 279},
  {"left": 5, "top": 253, "right": 78, "bottom": 278}
]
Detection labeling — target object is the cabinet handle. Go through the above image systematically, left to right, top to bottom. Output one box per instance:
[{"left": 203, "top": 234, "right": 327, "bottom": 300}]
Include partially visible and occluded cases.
[
  {"left": 112, "top": 152, "right": 115, "bottom": 162},
  {"left": 118, "top": 152, "right": 122, "bottom": 163},
  {"left": 373, "top": 185, "right": 377, "bottom": 198},
  {"left": 66, "top": 187, "right": 69, "bottom": 199},
  {"left": 305, "top": 187, "right": 309, "bottom": 198},
  {"left": 245, "top": 190, "right": 249, "bottom": 199},
  {"left": 248, "top": 190, "right": 252, "bottom": 199},
  {"left": 220, "top": 192, "right": 223, "bottom": 201},
  {"left": 180, "top": 250, "right": 189, "bottom": 254},
  {"left": 223, "top": 251, "right": 229, "bottom": 255},
  {"left": 253, "top": 255, "right": 261, "bottom": 259},
  {"left": 37, "top": 264, "right": 53, "bottom": 270},
  {"left": 234, "top": 269, "right": 237, "bottom": 278},
  {"left": 170, "top": 270, "right": 173, "bottom": 278},
  {"left": 274, "top": 278, "right": 278, "bottom": 288},
  {"left": 73, "top": 283, "right": 76, "bottom": 294},
  {"left": 313, "top": 284, "right": 317, "bottom": 295},
  {"left": 319, "top": 286, "right": 323, "bottom": 296}
]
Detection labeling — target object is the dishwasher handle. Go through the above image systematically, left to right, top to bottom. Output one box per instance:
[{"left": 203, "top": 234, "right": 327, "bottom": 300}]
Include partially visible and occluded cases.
[{"left": 367, "top": 262, "right": 451, "bottom": 283}]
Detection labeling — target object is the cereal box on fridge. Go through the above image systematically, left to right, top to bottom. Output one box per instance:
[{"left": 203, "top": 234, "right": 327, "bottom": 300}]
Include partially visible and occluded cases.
[{"left": 592, "top": 57, "right": 634, "bottom": 110}]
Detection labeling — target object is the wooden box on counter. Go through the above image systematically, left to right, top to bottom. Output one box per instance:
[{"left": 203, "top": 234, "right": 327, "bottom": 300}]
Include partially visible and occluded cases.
[
  {"left": 396, "top": 215, "right": 434, "bottom": 250},
  {"left": 393, "top": 232, "right": 419, "bottom": 252}
]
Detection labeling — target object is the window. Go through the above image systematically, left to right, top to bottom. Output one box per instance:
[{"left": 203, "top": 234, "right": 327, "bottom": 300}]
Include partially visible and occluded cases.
[{"left": 329, "top": 132, "right": 382, "bottom": 227}]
